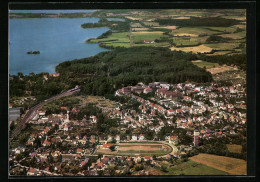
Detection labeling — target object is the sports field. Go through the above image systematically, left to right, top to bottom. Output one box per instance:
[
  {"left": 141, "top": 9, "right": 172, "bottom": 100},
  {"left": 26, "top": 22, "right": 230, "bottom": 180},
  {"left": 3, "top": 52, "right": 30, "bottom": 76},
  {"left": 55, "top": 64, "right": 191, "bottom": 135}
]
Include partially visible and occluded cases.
[{"left": 96, "top": 143, "right": 172, "bottom": 156}]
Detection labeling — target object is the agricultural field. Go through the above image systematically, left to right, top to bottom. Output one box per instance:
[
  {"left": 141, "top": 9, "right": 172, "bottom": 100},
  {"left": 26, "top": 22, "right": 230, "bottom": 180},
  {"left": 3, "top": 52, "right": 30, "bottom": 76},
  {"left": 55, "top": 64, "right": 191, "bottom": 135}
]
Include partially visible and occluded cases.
[
  {"left": 85, "top": 9, "right": 246, "bottom": 54},
  {"left": 220, "top": 15, "right": 246, "bottom": 21},
  {"left": 153, "top": 26, "right": 178, "bottom": 30},
  {"left": 204, "top": 26, "right": 238, "bottom": 33},
  {"left": 171, "top": 27, "right": 221, "bottom": 37},
  {"left": 132, "top": 28, "right": 150, "bottom": 32},
  {"left": 132, "top": 31, "right": 167, "bottom": 43},
  {"left": 218, "top": 31, "right": 246, "bottom": 40},
  {"left": 87, "top": 32, "right": 130, "bottom": 47},
  {"left": 205, "top": 42, "right": 241, "bottom": 50},
  {"left": 170, "top": 44, "right": 213, "bottom": 54},
  {"left": 191, "top": 60, "right": 219, "bottom": 69},
  {"left": 226, "top": 144, "right": 242, "bottom": 154},
  {"left": 189, "top": 153, "right": 247, "bottom": 175},
  {"left": 167, "top": 160, "right": 229, "bottom": 175}
]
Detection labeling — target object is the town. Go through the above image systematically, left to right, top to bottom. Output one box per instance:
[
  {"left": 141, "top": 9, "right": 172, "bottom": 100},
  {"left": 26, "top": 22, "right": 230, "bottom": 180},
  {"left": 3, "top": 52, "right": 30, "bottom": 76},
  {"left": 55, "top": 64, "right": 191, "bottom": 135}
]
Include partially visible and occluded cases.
[{"left": 9, "top": 77, "right": 247, "bottom": 176}]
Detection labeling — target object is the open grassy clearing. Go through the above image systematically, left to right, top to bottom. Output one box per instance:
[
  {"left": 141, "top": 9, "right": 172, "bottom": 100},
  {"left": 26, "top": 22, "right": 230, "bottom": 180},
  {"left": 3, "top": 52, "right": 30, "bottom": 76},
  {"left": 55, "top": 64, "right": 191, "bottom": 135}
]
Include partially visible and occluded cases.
[
  {"left": 170, "top": 44, "right": 213, "bottom": 53},
  {"left": 192, "top": 60, "right": 219, "bottom": 69},
  {"left": 206, "top": 65, "right": 232, "bottom": 74},
  {"left": 74, "top": 95, "right": 119, "bottom": 110},
  {"left": 226, "top": 144, "right": 242, "bottom": 154},
  {"left": 190, "top": 153, "right": 247, "bottom": 175},
  {"left": 167, "top": 160, "right": 229, "bottom": 175},
  {"left": 144, "top": 166, "right": 166, "bottom": 175}
]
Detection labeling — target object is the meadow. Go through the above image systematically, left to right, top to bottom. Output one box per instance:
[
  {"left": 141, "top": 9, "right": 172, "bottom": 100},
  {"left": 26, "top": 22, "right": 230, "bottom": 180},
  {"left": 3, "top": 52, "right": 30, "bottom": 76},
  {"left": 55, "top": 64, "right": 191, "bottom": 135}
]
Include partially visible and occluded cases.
[
  {"left": 191, "top": 60, "right": 219, "bottom": 69},
  {"left": 189, "top": 153, "right": 247, "bottom": 175},
  {"left": 167, "top": 160, "right": 229, "bottom": 175}
]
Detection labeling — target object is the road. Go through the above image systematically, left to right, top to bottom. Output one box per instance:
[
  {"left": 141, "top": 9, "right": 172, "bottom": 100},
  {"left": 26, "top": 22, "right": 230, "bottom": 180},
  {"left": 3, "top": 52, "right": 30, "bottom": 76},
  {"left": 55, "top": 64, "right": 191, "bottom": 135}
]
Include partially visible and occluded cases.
[{"left": 10, "top": 87, "right": 80, "bottom": 141}]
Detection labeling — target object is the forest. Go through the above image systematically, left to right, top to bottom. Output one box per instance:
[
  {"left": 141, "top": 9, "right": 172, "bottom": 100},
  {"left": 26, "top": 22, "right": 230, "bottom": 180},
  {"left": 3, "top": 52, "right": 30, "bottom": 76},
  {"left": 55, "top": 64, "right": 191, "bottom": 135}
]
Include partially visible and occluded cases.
[
  {"left": 81, "top": 18, "right": 131, "bottom": 32},
  {"left": 56, "top": 47, "right": 213, "bottom": 96}
]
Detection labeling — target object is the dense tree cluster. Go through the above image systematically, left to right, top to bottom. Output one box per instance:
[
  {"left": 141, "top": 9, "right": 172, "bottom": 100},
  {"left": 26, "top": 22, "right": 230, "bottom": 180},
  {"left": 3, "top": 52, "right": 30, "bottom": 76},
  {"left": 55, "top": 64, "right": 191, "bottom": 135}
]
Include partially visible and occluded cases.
[
  {"left": 156, "top": 17, "right": 242, "bottom": 27},
  {"left": 81, "top": 18, "right": 132, "bottom": 32},
  {"left": 206, "top": 35, "right": 233, "bottom": 43},
  {"left": 56, "top": 47, "right": 213, "bottom": 96},
  {"left": 198, "top": 54, "right": 246, "bottom": 70},
  {"left": 9, "top": 72, "right": 68, "bottom": 102}
]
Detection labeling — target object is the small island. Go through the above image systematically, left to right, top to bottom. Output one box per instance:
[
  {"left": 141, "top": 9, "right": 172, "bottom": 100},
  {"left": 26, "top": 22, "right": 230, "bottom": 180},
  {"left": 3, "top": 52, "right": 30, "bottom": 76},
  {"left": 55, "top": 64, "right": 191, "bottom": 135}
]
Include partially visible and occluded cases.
[{"left": 27, "top": 51, "right": 40, "bottom": 54}]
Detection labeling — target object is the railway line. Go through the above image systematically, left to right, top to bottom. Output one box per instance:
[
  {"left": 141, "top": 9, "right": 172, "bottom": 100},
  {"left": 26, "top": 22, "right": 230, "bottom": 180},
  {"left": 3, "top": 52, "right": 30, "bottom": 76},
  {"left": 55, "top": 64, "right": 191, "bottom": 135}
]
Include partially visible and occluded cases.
[{"left": 10, "top": 87, "right": 80, "bottom": 141}]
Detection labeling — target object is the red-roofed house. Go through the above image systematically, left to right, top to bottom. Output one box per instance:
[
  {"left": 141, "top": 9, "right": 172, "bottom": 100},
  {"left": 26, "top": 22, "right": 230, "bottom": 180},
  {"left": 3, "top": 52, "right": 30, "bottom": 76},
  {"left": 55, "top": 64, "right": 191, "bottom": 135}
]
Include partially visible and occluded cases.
[
  {"left": 50, "top": 73, "right": 60, "bottom": 77},
  {"left": 144, "top": 88, "right": 153, "bottom": 94},
  {"left": 61, "top": 107, "right": 67, "bottom": 110},
  {"left": 167, "top": 109, "right": 175, "bottom": 116},
  {"left": 176, "top": 109, "right": 182, "bottom": 114},
  {"left": 139, "top": 134, "right": 145, "bottom": 140},
  {"left": 169, "top": 136, "right": 178, "bottom": 144},
  {"left": 43, "top": 140, "right": 51, "bottom": 147},
  {"left": 77, "top": 148, "right": 83, "bottom": 153},
  {"left": 144, "top": 156, "right": 151, "bottom": 161}
]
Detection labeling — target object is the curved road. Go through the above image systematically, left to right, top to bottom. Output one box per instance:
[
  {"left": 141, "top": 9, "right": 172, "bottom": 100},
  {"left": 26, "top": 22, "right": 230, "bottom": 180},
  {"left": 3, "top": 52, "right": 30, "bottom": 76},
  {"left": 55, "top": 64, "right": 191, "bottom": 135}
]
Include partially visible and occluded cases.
[{"left": 10, "top": 88, "right": 80, "bottom": 141}]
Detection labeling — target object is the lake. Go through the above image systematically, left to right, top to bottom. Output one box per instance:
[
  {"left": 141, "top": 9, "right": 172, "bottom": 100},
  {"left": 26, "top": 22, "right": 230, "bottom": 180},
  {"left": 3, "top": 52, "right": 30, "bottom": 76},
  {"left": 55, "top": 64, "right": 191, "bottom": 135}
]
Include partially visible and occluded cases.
[{"left": 9, "top": 17, "right": 110, "bottom": 75}]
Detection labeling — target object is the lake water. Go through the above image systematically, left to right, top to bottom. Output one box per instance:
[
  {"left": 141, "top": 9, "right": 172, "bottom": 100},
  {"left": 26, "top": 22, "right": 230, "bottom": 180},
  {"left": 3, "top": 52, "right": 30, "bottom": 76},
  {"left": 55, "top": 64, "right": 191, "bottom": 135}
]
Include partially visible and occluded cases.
[{"left": 9, "top": 17, "right": 110, "bottom": 75}]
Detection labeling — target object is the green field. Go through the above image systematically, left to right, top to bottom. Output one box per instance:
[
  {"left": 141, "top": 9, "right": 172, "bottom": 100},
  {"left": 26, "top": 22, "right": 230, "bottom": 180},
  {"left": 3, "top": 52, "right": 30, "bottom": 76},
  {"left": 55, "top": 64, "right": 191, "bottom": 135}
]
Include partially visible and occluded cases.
[
  {"left": 204, "top": 26, "right": 237, "bottom": 33},
  {"left": 88, "top": 31, "right": 169, "bottom": 48},
  {"left": 88, "top": 32, "right": 130, "bottom": 47},
  {"left": 132, "top": 32, "right": 168, "bottom": 43},
  {"left": 192, "top": 61, "right": 219, "bottom": 69},
  {"left": 167, "top": 160, "right": 229, "bottom": 175}
]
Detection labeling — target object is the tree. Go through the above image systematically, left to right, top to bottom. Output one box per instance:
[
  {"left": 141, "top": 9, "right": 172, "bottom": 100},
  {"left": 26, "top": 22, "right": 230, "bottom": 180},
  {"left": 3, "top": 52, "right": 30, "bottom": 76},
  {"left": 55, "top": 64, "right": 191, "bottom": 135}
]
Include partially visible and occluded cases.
[
  {"left": 109, "top": 145, "right": 116, "bottom": 151},
  {"left": 57, "top": 154, "right": 62, "bottom": 162},
  {"left": 152, "top": 155, "right": 157, "bottom": 160},
  {"left": 161, "top": 165, "right": 168, "bottom": 172}
]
